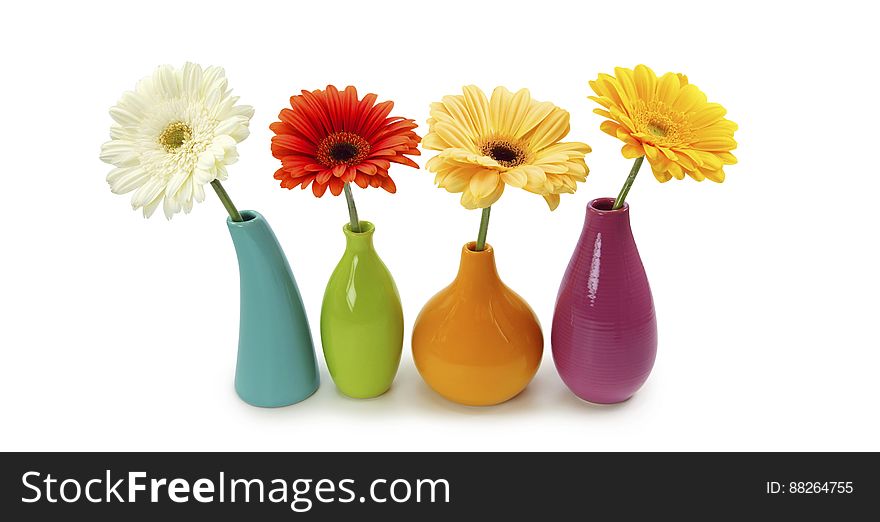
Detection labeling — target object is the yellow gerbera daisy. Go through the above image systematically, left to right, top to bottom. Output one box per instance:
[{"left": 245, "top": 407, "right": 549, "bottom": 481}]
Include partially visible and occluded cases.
[
  {"left": 589, "top": 65, "right": 737, "bottom": 183},
  {"left": 423, "top": 85, "right": 591, "bottom": 210}
]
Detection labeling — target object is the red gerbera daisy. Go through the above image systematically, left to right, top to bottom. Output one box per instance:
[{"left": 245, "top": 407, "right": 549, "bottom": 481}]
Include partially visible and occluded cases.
[{"left": 271, "top": 85, "right": 421, "bottom": 197}]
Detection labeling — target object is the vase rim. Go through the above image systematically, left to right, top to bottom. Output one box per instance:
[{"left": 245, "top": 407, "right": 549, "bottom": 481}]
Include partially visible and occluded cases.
[
  {"left": 588, "top": 197, "right": 629, "bottom": 214},
  {"left": 226, "top": 209, "right": 262, "bottom": 227},
  {"left": 343, "top": 220, "right": 375, "bottom": 236},
  {"left": 463, "top": 241, "right": 494, "bottom": 255}
]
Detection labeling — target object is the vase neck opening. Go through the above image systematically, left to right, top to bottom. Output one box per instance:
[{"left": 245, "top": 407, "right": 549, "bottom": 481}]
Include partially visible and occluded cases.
[
  {"left": 586, "top": 197, "right": 631, "bottom": 224},
  {"left": 590, "top": 197, "right": 629, "bottom": 212},
  {"left": 227, "top": 210, "right": 262, "bottom": 228},
  {"left": 343, "top": 220, "right": 376, "bottom": 251},
  {"left": 455, "top": 242, "right": 501, "bottom": 286}
]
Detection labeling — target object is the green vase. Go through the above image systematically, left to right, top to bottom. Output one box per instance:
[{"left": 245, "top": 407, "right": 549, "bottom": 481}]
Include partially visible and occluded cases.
[{"left": 321, "top": 221, "right": 403, "bottom": 398}]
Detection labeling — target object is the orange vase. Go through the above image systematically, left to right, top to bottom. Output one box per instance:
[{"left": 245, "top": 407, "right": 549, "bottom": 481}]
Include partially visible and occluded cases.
[{"left": 412, "top": 242, "right": 543, "bottom": 406}]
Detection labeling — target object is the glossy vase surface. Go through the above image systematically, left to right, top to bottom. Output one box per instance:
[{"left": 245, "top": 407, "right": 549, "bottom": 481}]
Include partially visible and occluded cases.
[
  {"left": 552, "top": 198, "right": 657, "bottom": 404},
  {"left": 227, "top": 210, "right": 319, "bottom": 407},
  {"left": 321, "top": 221, "right": 403, "bottom": 398},
  {"left": 412, "top": 242, "right": 543, "bottom": 406}
]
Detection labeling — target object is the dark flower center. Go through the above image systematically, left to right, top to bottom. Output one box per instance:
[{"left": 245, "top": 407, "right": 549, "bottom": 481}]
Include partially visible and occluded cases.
[
  {"left": 317, "top": 131, "right": 370, "bottom": 167},
  {"left": 480, "top": 138, "right": 527, "bottom": 168},
  {"left": 329, "top": 142, "right": 360, "bottom": 162},
  {"left": 489, "top": 144, "right": 518, "bottom": 163}
]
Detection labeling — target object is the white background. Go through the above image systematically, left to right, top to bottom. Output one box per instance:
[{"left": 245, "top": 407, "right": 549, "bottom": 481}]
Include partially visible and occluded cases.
[{"left": 2, "top": 0, "right": 878, "bottom": 451}]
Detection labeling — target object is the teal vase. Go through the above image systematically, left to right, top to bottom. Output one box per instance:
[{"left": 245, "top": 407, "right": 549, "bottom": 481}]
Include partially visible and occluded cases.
[
  {"left": 227, "top": 210, "right": 319, "bottom": 407},
  {"left": 321, "top": 221, "right": 403, "bottom": 398}
]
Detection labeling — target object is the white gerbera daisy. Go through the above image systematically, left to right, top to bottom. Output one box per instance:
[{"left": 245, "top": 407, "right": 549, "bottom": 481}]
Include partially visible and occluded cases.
[{"left": 100, "top": 63, "right": 254, "bottom": 219}]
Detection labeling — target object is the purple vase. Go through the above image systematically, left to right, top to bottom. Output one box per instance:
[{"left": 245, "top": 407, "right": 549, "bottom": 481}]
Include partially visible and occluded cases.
[{"left": 552, "top": 197, "right": 657, "bottom": 404}]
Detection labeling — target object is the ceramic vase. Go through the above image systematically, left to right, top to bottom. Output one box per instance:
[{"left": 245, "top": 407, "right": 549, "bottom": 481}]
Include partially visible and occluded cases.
[
  {"left": 552, "top": 198, "right": 657, "bottom": 404},
  {"left": 227, "top": 210, "right": 320, "bottom": 407},
  {"left": 321, "top": 221, "right": 403, "bottom": 398},
  {"left": 412, "top": 242, "right": 543, "bottom": 406}
]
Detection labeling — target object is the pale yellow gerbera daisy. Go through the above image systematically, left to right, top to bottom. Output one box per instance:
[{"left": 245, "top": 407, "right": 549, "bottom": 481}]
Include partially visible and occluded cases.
[
  {"left": 589, "top": 65, "right": 737, "bottom": 183},
  {"left": 423, "top": 86, "right": 591, "bottom": 210}
]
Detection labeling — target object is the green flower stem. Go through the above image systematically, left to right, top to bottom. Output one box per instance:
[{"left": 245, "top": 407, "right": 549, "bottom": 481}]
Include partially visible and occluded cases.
[
  {"left": 612, "top": 156, "right": 646, "bottom": 210},
  {"left": 211, "top": 180, "right": 243, "bottom": 222},
  {"left": 343, "top": 183, "right": 361, "bottom": 233},
  {"left": 475, "top": 206, "right": 492, "bottom": 251}
]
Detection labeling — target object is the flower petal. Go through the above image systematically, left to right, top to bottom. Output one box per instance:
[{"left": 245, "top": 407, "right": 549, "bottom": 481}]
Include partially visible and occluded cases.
[
  {"left": 527, "top": 108, "right": 570, "bottom": 151},
  {"left": 622, "top": 143, "right": 645, "bottom": 159},
  {"left": 501, "top": 168, "right": 528, "bottom": 188},
  {"left": 468, "top": 169, "right": 501, "bottom": 198},
  {"left": 543, "top": 193, "right": 560, "bottom": 210}
]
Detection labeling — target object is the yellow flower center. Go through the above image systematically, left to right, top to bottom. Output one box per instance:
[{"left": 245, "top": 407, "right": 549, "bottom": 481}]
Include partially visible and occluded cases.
[
  {"left": 633, "top": 100, "right": 693, "bottom": 146},
  {"left": 158, "top": 121, "right": 192, "bottom": 152},
  {"left": 647, "top": 122, "right": 667, "bottom": 137},
  {"left": 316, "top": 131, "right": 371, "bottom": 167},
  {"left": 480, "top": 137, "right": 527, "bottom": 168}
]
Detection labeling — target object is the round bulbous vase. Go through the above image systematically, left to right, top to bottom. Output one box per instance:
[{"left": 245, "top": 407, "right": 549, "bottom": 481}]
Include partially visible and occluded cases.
[
  {"left": 551, "top": 198, "right": 657, "bottom": 404},
  {"left": 226, "top": 210, "right": 320, "bottom": 408},
  {"left": 321, "top": 221, "right": 403, "bottom": 399},
  {"left": 412, "top": 242, "right": 543, "bottom": 406}
]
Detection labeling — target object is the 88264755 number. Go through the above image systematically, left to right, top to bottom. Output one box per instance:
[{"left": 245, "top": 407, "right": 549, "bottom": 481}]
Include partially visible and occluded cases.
[{"left": 789, "top": 482, "right": 853, "bottom": 494}]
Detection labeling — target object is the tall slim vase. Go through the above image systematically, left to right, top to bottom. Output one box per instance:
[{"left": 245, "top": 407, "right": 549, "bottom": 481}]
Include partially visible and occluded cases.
[
  {"left": 552, "top": 198, "right": 657, "bottom": 404},
  {"left": 227, "top": 210, "right": 320, "bottom": 407},
  {"left": 321, "top": 221, "right": 403, "bottom": 398}
]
